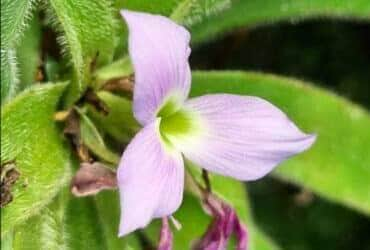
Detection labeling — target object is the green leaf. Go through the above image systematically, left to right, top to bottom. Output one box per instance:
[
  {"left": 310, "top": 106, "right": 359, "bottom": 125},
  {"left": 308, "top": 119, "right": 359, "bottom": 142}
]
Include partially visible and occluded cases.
[
  {"left": 1, "top": 0, "right": 38, "bottom": 104},
  {"left": 1, "top": 0, "right": 37, "bottom": 46},
  {"left": 46, "top": 0, "right": 116, "bottom": 105},
  {"left": 115, "top": 0, "right": 180, "bottom": 16},
  {"left": 116, "top": 0, "right": 230, "bottom": 25},
  {"left": 170, "top": 0, "right": 231, "bottom": 26},
  {"left": 190, "top": 0, "right": 370, "bottom": 44},
  {"left": 16, "top": 15, "right": 41, "bottom": 90},
  {"left": 1, "top": 48, "right": 18, "bottom": 104},
  {"left": 95, "top": 57, "right": 132, "bottom": 84},
  {"left": 190, "top": 71, "right": 370, "bottom": 215},
  {"left": 1, "top": 83, "right": 73, "bottom": 235},
  {"left": 88, "top": 91, "right": 139, "bottom": 143},
  {"left": 77, "top": 108, "right": 120, "bottom": 164},
  {"left": 8, "top": 189, "right": 140, "bottom": 250},
  {"left": 11, "top": 191, "right": 69, "bottom": 249},
  {"left": 65, "top": 191, "right": 140, "bottom": 249},
  {"left": 95, "top": 191, "right": 141, "bottom": 250},
  {"left": 64, "top": 196, "right": 108, "bottom": 249}
]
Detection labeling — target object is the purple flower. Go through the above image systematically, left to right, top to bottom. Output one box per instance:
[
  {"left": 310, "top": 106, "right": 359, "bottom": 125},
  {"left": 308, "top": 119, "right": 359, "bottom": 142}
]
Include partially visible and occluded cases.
[
  {"left": 117, "top": 10, "right": 316, "bottom": 236},
  {"left": 193, "top": 194, "right": 247, "bottom": 250},
  {"left": 158, "top": 217, "right": 173, "bottom": 250}
]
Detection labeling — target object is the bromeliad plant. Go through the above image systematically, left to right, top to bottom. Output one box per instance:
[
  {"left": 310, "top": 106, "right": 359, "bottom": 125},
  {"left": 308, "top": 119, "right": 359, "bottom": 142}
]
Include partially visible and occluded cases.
[
  {"left": 2, "top": 1, "right": 370, "bottom": 250},
  {"left": 117, "top": 11, "right": 315, "bottom": 244}
]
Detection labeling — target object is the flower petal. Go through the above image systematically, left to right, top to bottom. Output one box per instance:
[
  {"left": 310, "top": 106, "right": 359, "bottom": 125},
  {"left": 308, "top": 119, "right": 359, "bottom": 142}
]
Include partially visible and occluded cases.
[
  {"left": 121, "top": 10, "right": 191, "bottom": 125},
  {"left": 176, "top": 94, "right": 316, "bottom": 181},
  {"left": 117, "top": 121, "right": 184, "bottom": 236}
]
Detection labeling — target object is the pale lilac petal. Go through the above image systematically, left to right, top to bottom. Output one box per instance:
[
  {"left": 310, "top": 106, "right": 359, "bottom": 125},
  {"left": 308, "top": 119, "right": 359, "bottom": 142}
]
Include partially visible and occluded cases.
[
  {"left": 121, "top": 10, "right": 191, "bottom": 125},
  {"left": 178, "top": 94, "right": 316, "bottom": 181},
  {"left": 117, "top": 121, "right": 184, "bottom": 236}
]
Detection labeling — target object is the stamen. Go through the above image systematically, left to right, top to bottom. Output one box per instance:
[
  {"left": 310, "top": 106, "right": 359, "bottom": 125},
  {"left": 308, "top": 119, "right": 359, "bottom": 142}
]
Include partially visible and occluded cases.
[{"left": 169, "top": 215, "right": 182, "bottom": 231}]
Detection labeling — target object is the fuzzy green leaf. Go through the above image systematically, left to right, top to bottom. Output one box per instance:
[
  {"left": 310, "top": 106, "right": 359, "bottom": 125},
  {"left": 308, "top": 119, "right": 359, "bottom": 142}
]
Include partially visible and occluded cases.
[
  {"left": 1, "top": 0, "right": 38, "bottom": 104},
  {"left": 1, "top": 0, "right": 37, "bottom": 46},
  {"left": 46, "top": 0, "right": 116, "bottom": 106},
  {"left": 190, "top": 0, "right": 370, "bottom": 44},
  {"left": 16, "top": 15, "right": 41, "bottom": 90},
  {"left": 1, "top": 49, "right": 18, "bottom": 105},
  {"left": 191, "top": 71, "right": 370, "bottom": 215},
  {"left": 1, "top": 83, "right": 72, "bottom": 235},
  {"left": 6, "top": 189, "right": 139, "bottom": 250},
  {"left": 10, "top": 191, "right": 69, "bottom": 250}
]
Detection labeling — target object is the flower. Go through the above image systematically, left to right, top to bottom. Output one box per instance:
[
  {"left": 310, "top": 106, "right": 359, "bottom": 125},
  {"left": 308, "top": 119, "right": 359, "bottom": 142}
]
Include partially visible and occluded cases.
[
  {"left": 117, "top": 10, "right": 316, "bottom": 236},
  {"left": 193, "top": 193, "right": 247, "bottom": 250}
]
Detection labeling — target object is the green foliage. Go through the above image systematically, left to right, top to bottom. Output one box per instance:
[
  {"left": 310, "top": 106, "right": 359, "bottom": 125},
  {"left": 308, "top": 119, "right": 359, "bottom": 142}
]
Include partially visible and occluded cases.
[
  {"left": 0, "top": 0, "right": 38, "bottom": 104},
  {"left": 1, "top": 0, "right": 37, "bottom": 46},
  {"left": 46, "top": 0, "right": 116, "bottom": 106},
  {"left": 116, "top": 0, "right": 231, "bottom": 25},
  {"left": 170, "top": 0, "right": 231, "bottom": 26},
  {"left": 190, "top": 0, "right": 370, "bottom": 44},
  {"left": 16, "top": 15, "right": 41, "bottom": 90},
  {"left": 1, "top": 49, "right": 18, "bottom": 105},
  {"left": 95, "top": 57, "right": 132, "bottom": 85},
  {"left": 190, "top": 71, "right": 370, "bottom": 215},
  {"left": 1, "top": 83, "right": 72, "bottom": 235},
  {"left": 88, "top": 91, "right": 139, "bottom": 143},
  {"left": 77, "top": 108, "right": 120, "bottom": 164},
  {"left": 4, "top": 189, "right": 140, "bottom": 250},
  {"left": 10, "top": 191, "right": 68, "bottom": 249}
]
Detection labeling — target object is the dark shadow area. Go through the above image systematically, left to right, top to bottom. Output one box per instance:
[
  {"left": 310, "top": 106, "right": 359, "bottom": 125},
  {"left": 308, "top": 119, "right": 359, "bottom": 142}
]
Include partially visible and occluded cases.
[
  {"left": 191, "top": 20, "right": 370, "bottom": 107},
  {"left": 248, "top": 178, "right": 370, "bottom": 250}
]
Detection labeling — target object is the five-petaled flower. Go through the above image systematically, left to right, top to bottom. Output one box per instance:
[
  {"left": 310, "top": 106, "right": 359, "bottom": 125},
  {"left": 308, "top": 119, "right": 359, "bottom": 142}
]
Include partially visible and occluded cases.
[{"left": 117, "top": 10, "right": 316, "bottom": 236}]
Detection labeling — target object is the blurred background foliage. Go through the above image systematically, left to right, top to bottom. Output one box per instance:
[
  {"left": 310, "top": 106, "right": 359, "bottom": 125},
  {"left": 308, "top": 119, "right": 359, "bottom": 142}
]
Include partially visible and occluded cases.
[{"left": 1, "top": 0, "right": 370, "bottom": 249}]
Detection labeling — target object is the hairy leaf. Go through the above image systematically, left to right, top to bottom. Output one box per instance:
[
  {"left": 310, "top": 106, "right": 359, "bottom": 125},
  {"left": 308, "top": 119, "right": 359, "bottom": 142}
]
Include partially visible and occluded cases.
[
  {"left": 1, "top": 0, "right": 38, "bottom": 104},
  {"left": 1, "top": 0, "right": 37, "bottom": 46},
  {"left": 46, "top": 0, "right": 116, "bottom": 105},
  {"left": 190, "top": 0, "right": 370, "bottom": 44},
  {"left": 16, "top": 15, "right": 41, "bottom": 90},
  {"left": 1, "top": 49, "right": 18, "bottom": 104},
  {"left": 191, "top": 71, "right": 370, "bottom": 215},
  {"left": 1, "top": 83, "right": 72, "bottom": 235},
  {"left": 7, "top": 189, "right": 140, "bottom": 249},
  {"left": 11, "top": 191, "right": 69, "bottom": 249}
]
